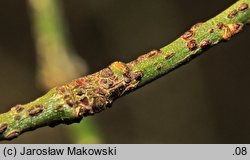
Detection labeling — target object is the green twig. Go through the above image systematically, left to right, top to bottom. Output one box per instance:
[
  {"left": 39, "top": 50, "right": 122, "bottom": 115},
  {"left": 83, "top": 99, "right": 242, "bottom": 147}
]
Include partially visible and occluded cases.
[
  {"left": 0, "top": 0, "right": 249, "bottom": 140},
  {"left": 28, "top": 0, "right": 101, "bottom": 143},
  {"left": 29, "top": 0, "right": 88, "bottom": 89}
]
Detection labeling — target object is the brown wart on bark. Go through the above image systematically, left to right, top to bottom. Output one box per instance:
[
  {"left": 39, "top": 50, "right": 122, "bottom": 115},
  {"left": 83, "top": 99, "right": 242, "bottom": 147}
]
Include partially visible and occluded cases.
[
  {"left": 238, "top": 3, "right": 249, "bottom": 11},
  {"left": 227, "top": 9, "right": 238, "bottom": 18},
  {"left": 191, "top": 22, "right": 203, "bottom": 31},
  {"left": 217, "top": 22, "right": 224, "bottom": 29},
  {"left": 223, "top": 23, "right": 243, "bottom": 40},
  {"left": 228, "top": 23, "right": 244, "bottom": 34},
  {"left": 222, "top": 25, "right": 232, "bottom": 40},
  {"left": 182, "top": 30, "right": 194, "bottom": 40},
  {"left": 187, "top": 39, "right": 197, "bottom": 50},
  {"left": 200, "top": 39, "right": 212, "bottom": 48},
  {"left": 135, "top": 50, "right": 161, "bottom": 64},
  {"left": 147, "top": 50, "right": 161, "bottom": 58},
  {"left": 164, "top": 52, "right": 175, "bottom": 60},
  {"left": 100, "top": 67, "right": 114, "bottom": 78},
  {"left": 131, "top": 71, "right": 143, "bottom": 81},
  {"left": 123, "top": 73, "right": 131, "bottom": 83},
  {"left": 109, "top": 74, "right": 118, "bottom": 81},
  {"left": 99, "top": 79, "right": 114, "bottom": 89},
  {"left": 108, "top": 82, "right": 126, "bottom": 98},
  {"left": 57, "top": 86, "right": 67, "bottom": 94},
  {"left": 60, "top": 86, "right": 78, "bottom": 107},
  {"left": 96, "top": 87, "right": 107, "bottom": 96},
  {"left": 64, "top": 94, "right": 75, "bottom": 107},
  {"left": 77, "top": 94, "right": 100, "bottom": 117},
  {"left": 75, "top": 95, "right": 95, "bottom": 117},
  {"left": 92, "top": 96, "right": 108, "bottom": 113},
  {"left": 80, "top": 97, "right": 89, "bottom": 106},
  {"left": 66, "top": 99, "right": 75, "bottom": 107},
  {"left": 11, "top": 104, "right": 24, "bottom": 113},
  {"left": 28, "top": 105, "right": 44, "bottom": 116},
  {"left": 0, "top": 124, "right": 8, "bottom": 134},
  {"left": 5, "top": 130, "right": 20, "bottom": 139}
]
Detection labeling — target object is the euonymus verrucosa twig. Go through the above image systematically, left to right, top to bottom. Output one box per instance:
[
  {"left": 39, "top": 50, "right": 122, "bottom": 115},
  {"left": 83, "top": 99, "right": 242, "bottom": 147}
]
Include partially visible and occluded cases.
[{"left": 0, "top": 0, "right": 249, "bottom": 141}]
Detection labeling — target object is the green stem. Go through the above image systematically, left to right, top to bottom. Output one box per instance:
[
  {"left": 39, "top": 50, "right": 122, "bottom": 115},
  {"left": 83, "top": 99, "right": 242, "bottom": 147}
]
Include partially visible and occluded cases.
[
  {"left": 0, "top": 0, "right": 249, "bottom": 140},
  {"left": 28, "top": 0, "right": 100, "bottom": 143},
  {"left": 28, "top": 0, "right": 88, "bottom": 89}
]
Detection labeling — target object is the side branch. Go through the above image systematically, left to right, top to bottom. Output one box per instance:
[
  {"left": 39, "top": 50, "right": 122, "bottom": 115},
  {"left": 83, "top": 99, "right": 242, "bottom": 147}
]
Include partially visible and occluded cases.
[{"left": 0, "top": 0, "right": 249, "bottom": 140}]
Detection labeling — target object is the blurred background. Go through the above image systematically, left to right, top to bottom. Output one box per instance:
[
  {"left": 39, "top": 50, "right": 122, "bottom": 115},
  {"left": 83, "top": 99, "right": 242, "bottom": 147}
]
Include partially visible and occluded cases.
[{"left": 0, "top": 0, "right": 250, "bottom": 143}]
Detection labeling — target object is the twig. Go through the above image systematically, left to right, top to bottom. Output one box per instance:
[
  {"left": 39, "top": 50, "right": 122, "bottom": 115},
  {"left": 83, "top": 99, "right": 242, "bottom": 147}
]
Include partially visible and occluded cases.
[
  {"left": 0, "top": 0, "right": 249, "bottom": 140},
  {"left": 28, "top": 0, "right": 101, "bottom": 143}
]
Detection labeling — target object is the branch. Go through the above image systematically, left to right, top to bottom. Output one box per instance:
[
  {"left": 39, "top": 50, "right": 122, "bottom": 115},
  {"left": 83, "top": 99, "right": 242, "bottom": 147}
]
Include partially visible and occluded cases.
[
  {"left": 0, "top": 0, "right": 249, "bottom": 141},
  {"left": 28, "top": 0, "right": 101, "bottom": 143},
  {"left": 28, "top": 0, "right": 88, "bottom": 89}
]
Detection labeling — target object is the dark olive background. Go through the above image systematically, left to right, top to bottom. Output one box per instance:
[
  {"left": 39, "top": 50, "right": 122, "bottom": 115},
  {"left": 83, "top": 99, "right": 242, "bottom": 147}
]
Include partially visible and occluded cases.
[{"left": 0, "top": 0, "right": 250, "bottom": 143}]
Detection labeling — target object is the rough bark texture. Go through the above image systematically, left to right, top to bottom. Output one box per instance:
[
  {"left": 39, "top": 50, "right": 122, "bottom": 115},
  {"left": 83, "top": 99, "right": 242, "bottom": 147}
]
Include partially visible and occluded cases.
[{"left": 0, "top": 0, "right": 250, "bottom": 140}]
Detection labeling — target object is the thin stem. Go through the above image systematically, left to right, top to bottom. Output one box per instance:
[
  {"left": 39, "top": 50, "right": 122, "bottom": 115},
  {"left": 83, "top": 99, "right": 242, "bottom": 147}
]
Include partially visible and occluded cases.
[
  {"left": 0, "top": 0, "right": 249, "bottom": 140},
  {"left": 29, "top": 0, "right": 101, "bottom": 143},
  {"left": 29, "top": 0, "right": 88, "bottom": 89}
]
